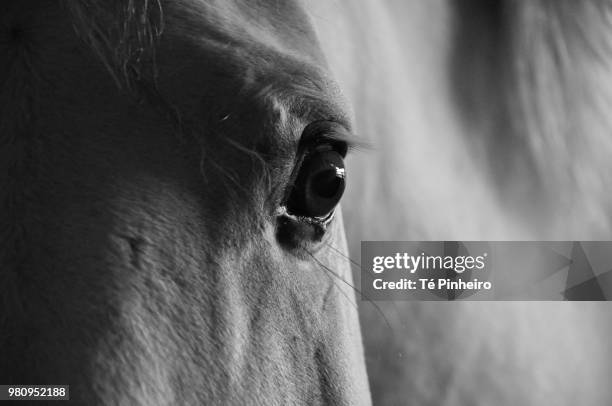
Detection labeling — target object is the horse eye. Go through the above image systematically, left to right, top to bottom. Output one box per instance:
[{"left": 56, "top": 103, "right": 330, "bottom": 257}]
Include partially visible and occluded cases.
[{"left": 286, "top": 144, "right": 346, "bottom": 219}]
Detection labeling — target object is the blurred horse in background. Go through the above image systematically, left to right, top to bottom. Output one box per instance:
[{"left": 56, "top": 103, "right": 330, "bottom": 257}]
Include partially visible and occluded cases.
[{"left": 310, "top": 1, "right": 612, "bottom": 404}]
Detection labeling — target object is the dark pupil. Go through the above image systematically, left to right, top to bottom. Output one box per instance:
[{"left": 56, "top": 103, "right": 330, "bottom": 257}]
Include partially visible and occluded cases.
[
  {"left": 287, "top": 148, "right": 346, "bottom": 218},
  {"left": 313, "top": 170, "right": 343, "bottom": 199}
]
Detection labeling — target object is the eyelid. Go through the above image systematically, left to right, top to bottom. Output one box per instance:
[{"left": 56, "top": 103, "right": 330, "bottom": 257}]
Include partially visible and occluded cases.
[{"left": 298, "top": 120, "right": 353, "bottom": 157}]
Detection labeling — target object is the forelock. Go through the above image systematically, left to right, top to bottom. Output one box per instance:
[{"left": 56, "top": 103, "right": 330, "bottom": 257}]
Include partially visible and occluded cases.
[{"left": 63, "top": 0, "right": 164, "bottom": 91}]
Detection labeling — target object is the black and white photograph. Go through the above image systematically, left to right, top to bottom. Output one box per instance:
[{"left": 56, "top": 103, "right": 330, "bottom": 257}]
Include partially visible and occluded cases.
[{"left": 1, "top": 0, "right": 612, "bottom": 404}]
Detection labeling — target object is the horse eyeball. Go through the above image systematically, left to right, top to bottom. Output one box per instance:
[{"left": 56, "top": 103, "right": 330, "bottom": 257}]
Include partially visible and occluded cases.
[{"left": 287, "top": 146, "right": 346, "bottom": 218}]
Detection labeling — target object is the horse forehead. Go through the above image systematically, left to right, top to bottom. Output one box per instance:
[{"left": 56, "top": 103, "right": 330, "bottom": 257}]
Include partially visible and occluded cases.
[
  {"left": 155, "top": 0, "right": 350, "bottom": 152},
  {"left": 164, "top": 0, "right": 326, "bottom": 69}
]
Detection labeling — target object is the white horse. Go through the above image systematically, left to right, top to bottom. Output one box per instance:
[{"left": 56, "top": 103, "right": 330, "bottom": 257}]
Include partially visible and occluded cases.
[
  {"left": 1, "top": 0, "right": 367, "bottom": 403},
  {"left": 2, "top": 0, "right": 611, "bottom": 405}
]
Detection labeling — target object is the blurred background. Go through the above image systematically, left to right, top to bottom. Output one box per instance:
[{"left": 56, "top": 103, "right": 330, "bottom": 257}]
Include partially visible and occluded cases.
[{"left": 311, "top": 0, "right": 612, "bottom": 404}]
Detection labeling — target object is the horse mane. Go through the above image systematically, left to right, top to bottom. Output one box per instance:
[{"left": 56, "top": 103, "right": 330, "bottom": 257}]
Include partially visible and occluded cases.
[
  {"left": 453, "top": 0, "right": 612, "bottom": 235},
  {"left": 509, "top": 1, "right": 612, "bottom": 230}
]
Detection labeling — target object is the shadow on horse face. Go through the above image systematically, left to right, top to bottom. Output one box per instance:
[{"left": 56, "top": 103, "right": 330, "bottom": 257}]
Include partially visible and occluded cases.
[{"left": 0, "top": 1, "right": 369, "bottom": 404}]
